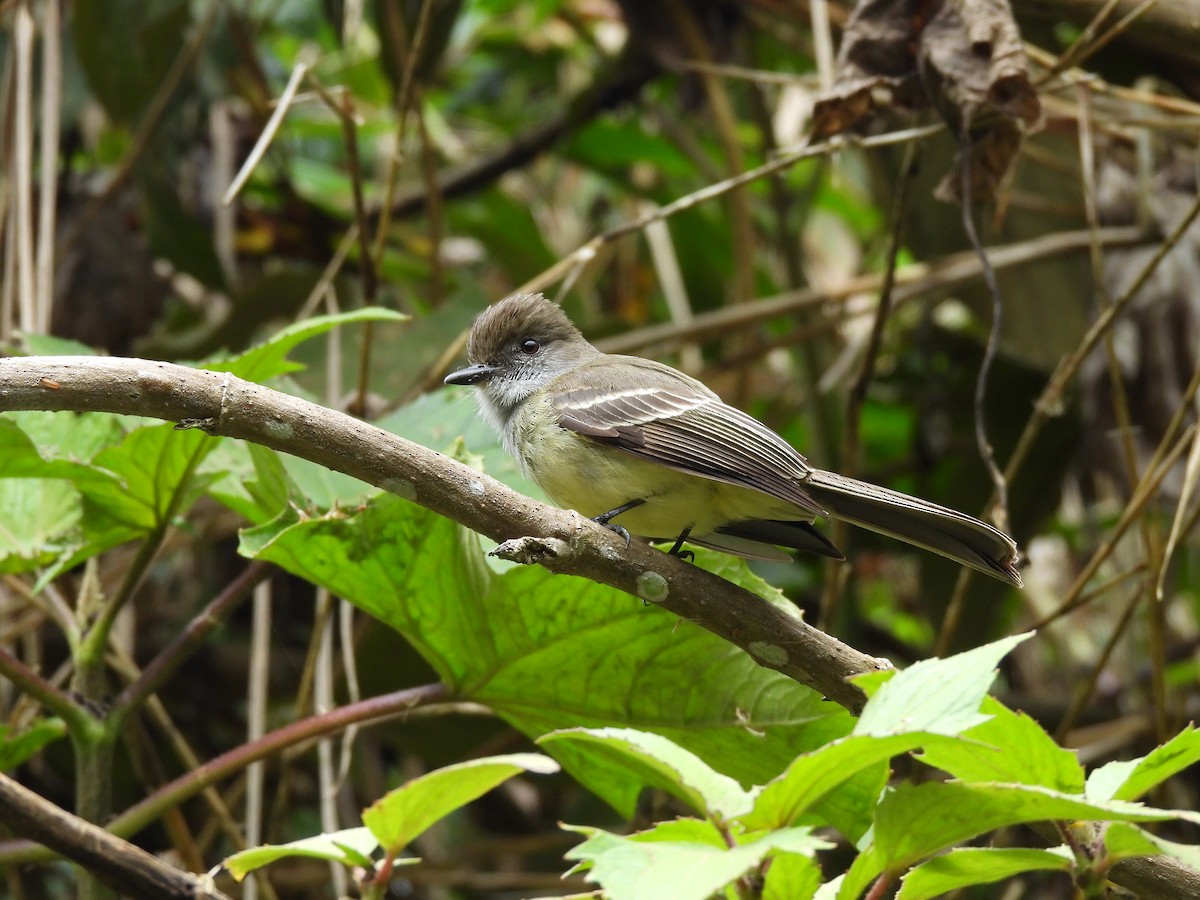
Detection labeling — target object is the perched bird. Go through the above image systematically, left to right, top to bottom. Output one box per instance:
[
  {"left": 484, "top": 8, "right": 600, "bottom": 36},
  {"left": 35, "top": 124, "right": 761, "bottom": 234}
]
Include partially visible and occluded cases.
[{"left": 445, "top": 293, "right": 1021, "bottom": 586}]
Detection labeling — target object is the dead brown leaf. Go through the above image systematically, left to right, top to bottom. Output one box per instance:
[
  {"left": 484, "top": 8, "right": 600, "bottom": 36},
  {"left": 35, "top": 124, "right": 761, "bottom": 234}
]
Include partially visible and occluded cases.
[{"left": 813, "top": 0, "right": 1041, "bottom": 203}]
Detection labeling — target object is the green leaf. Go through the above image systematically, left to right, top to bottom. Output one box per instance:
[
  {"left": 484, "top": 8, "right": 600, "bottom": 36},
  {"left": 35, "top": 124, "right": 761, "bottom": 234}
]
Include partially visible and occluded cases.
[
  {"left": 565, "top": 120, "right": 695, "bottom": 178},
  {"left": 205, "top": 308, "right": 408, "bottom": 383},
  {"left": 19, "top": 334, "right": 99, "bottom": 356},
  {"left": 376, "top": 389, "right": 540, "bottom": 500},
  {"left": 1, "top": 412, "right": 127, "bottom": 473},
  {"left": 0, "top": 413, "right": 193, "bottom": 574},
  {"left": 80, "top": 423, "right": 219, "bottom": 537},
  {"left": 0, "top": 478, "right": 81, "bottom": 573},
  {"left": 239, "top": 492, "right": 853, "bottom": 818},
  {"left": 853, "top": 634, "right": 1031, "bottom": 738},
  {"left": 917, "top": 697, "right": 1085, "bottom": 792},
  {"left": 0, "top": 720, "right": 68, "bottom": 771},
  {"left": 1086, "top": 725, "right": 1200, "bottom": 802},
  {"left": 539, "top": 728, "right": 754, "bottom": 820},
  {"left": 742, "top": 733, "right": 961, "bottom": 832},
  {"left": 362, "top": 753, "right": 559, "bottom": 854},
  {"left": 874, "top": 781, "right": 1200, "bottom": 873},
  {"left": 564, "top": 823, "right": 828, "bottom": 900},
  {"left": 223, "top": 827, "right": 387, "bottom": 881},
  {"left": 837, "top": 844, "right": 884, "bottom": 900},
  {"left": 896, "top": 846, "right": 1073, "bottom": 899},
  {"left": 762, "top": 848, "right": 821, "bottom": 900}
]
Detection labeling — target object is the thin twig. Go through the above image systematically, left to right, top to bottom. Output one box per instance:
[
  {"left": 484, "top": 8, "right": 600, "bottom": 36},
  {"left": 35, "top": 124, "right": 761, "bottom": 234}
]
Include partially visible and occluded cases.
[
  {"left": 35, "top": 0, "right": 61, "bottom": 334},
  {"left": 222, "top": 54, "right": 312, "bottom": 207},
  {"left": 110, "top": 561, "right": 270, "bottom": 719}
]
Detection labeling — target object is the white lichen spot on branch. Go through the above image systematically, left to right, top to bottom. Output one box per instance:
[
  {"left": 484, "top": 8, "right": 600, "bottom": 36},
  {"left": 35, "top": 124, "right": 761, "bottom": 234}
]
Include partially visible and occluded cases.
[
  {"left": 635, "top": 571, "right": 669, "bottom": 604},
  {"left": 748, "top": 641, "right": 788, "bottom": 667}
]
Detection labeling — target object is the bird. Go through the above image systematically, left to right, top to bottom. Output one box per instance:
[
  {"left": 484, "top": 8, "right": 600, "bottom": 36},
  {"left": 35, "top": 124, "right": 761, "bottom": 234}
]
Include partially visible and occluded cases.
[{"left": 444, "top": 292, "right": 1021, "bottom": 586}]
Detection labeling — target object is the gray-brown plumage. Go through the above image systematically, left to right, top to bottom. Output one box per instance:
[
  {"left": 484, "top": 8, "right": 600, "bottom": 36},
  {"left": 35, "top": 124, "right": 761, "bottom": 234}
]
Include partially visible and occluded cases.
[{"left": 445, "top": 293, "right": 1022, "bottom": 586}]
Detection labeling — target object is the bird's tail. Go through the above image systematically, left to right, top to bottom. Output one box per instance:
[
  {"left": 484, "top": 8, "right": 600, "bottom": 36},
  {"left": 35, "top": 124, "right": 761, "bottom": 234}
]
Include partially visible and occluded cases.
[{"left": 803, "top": 470, "right": 1022, "bottom": 586}]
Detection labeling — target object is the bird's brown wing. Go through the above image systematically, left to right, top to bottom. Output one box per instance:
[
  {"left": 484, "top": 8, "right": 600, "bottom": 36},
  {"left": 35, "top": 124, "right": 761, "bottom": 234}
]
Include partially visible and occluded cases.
[{"left": 550, "top": 359, "right": 827, "bottom": 519}]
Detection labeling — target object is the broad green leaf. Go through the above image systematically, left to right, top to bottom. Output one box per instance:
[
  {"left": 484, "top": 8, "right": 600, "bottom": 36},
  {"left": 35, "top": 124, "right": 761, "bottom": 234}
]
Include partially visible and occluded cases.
[
  {"left": 565, "top": 120, "right": 695, "bottom": 178},
  {"left": 205, "top": 308, "right": 408, "bottom": 383},
  {"left": 19, "top": 335, "right": 99, "bottom": 356},
  {"left": 377, "top": 389, "right": 543, "bottom": 502},
  {"left": 0, "top": 412, "right": 127, "bottom": 473},
  {"left": 0, "top": 413, "right": 204, "bottom": 575},
  {"left": 80, "top": 423, "right": 219, "bottom": 537},
  {"left": 203, "top": 442, "right": 292, "bottom": 526},
  {"left": 0, "top": 479, "right": 81, "bottom": 573},
  {"left": 239, "top": 493, "right": 853, "bottom": 817},
  {"left": 854, "top": 634, "right": 1031, "bottom": 738},
  {"left": 917, "top": 697, "right": 1085, "bottom": 792},
  {"left": 0, "top": 720, "right": 68, "bottom": 771},
  {"left": 1086, "top": 726, "right": 1200, "bottom": 802},
  {"left": 539, "top": 728, "right": 754, "bottom": 820},
  {"left": 743, "top": 733, "right": 963, "bottom": 832},
  {"left": 362, "top": 753, "right": 559, "bottom": 854},
  {"left": 874, "top": 781, "right": 1200, "bottom": 873},
  {"left": 616, "top": 817, "right": 727, "bottom": 848},
  {"left": 564, "top": 823, "right": 827, "bottom": 900},
  {"left": 223, "top": 826, "right": 386, "bottom": 880},
  {"left": 896, "top": 846, "right": 1073, "bottom": 899},
  {"left": 762, "top": 849, "right": 821, "bottom": 900}
]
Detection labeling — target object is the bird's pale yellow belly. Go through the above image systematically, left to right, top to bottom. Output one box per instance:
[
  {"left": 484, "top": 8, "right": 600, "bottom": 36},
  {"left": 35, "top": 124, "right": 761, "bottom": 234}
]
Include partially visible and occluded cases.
[{"left": 519, "top": 416, "right": 806, "bottom": 539}]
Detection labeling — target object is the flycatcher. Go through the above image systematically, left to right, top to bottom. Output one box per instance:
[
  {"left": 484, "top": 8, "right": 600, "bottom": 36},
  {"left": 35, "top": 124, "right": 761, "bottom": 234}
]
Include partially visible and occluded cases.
[{"left": 445, "top": 293, "right": 1021, "bottom": 586}]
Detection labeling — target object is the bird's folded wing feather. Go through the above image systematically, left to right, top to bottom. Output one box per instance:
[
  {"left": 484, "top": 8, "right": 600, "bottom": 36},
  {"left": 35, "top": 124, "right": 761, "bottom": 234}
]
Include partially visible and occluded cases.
[{"left": 550, "top": 361, "right": 826, "bottom": 519}]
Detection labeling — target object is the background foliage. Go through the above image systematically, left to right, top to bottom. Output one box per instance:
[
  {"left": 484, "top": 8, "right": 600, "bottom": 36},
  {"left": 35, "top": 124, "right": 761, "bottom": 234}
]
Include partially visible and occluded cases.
[{"left": 3, "top": 0, "right": 1200, "bottom": 897}]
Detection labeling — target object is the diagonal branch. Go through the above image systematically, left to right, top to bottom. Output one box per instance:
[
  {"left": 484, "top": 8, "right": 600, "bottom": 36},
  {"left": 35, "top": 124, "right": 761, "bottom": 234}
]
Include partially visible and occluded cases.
[
  {"left": 0, "top": 356, "right": 887, "bottom": 714},
  {"left": 0, "top": 771, "right": 230, "bottom": 900}
]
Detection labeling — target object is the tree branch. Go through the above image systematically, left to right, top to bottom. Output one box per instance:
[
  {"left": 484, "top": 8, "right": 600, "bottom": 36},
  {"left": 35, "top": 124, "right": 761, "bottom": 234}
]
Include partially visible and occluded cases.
[
  {"left": 0, "top": 355, "right": 886, "bottom": 714},
  {"left": 2, "top": 357, "right": 1198, "bottom": 897},
  {"left": 0, "top": 771, "right": 231, "bottom": 900}
]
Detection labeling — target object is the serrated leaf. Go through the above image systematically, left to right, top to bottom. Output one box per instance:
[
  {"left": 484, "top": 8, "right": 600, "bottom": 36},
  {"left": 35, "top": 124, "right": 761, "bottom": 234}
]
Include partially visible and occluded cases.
[
  {"left": 205, "top": 307, "right": 408, "bottom": 383},
  {"left": 80, "top": 423, "right": 219, "bottom": 536},
  {"left": 0, "top": 479, "right": 81, "bottom": 573},
  {"left": 854, "top": 634, "right": 1031, "bottom": 738},
  {"left": 917, "top": 697, "right": 1084, "bottom": 792},
  {"left": 1086, "top": 725, "right": 1200, "bottom": 802},
  {"left": 539, "top": 728, "right": 754, "bottom": 820},
  {"left": 743, "top": 733, "right": 964, "bottom": 832},
  {"left": 362, "top": 753, "right": 558, "bottom": 854},
  {"left": 874, "top": 781, "right": 1200, "bottom": 873},
  {"left": 564, "top": 823, "right": 827, "bottom": 900},
  {"left": 223, "top": 827, "right": 386, "bottom": 880},
  {"left": 896, "top": 846, "right": 1073, "bottom": 899},
  {"left": 762, "top": 849, "right": 821, "bottom": 900}
]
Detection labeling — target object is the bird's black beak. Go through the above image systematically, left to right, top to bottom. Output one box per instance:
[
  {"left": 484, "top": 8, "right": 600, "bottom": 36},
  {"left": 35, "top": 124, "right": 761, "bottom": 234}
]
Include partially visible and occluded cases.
[{"left": 444, "top": 363, "right": 500, "bottom": 386}]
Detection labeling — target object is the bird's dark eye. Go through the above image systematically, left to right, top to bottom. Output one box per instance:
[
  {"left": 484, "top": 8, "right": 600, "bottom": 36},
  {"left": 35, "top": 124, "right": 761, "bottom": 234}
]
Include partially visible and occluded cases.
[{"left": 519, "top": 338, "right": 541, "bottom": 355}]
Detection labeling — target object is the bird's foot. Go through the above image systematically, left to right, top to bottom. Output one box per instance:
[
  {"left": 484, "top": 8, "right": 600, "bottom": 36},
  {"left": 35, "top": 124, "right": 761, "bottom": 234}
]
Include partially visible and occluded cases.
[
  {"left": 592, "top": 499, "right": 646, "bottom": 549},
  {"left": 599, "top": 521, "right": 633, "bottom": 548},
  {"left": 667, "top": 527, "right": 694, "bottom": 562}
]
